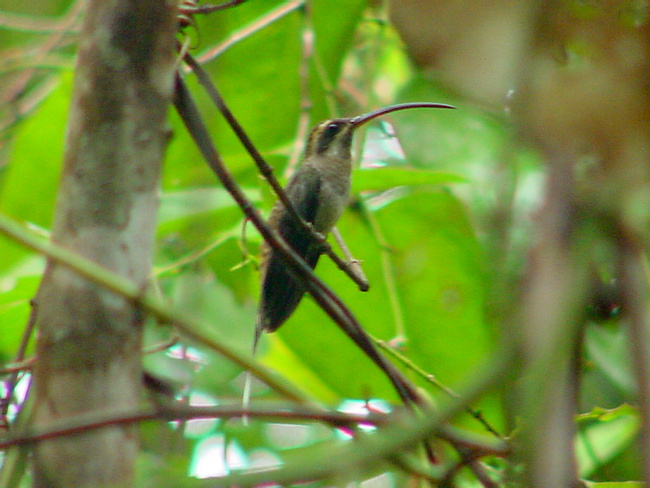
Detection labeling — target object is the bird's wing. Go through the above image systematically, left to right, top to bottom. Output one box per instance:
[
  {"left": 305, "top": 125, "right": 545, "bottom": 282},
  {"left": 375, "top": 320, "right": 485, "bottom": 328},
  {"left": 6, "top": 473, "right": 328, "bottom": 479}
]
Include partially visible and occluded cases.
[
  {"left": 280, "top": 165, "right": 322, "bottom": 253},
  {"left": 258, "top": 166, "right": 324, "bottom": 334}
]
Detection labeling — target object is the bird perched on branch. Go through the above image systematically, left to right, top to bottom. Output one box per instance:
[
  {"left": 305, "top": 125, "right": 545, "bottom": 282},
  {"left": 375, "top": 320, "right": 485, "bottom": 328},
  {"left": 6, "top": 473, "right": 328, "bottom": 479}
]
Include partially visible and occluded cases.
[{"left": 255, "top": 102, "right": 455, "bottom": 351}]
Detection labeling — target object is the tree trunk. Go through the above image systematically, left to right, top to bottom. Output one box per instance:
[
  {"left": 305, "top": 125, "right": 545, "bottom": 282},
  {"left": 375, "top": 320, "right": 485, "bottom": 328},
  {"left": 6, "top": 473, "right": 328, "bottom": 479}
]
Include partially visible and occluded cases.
[{"left": 31, "top": 0, "right": 177, "bottom": 486}]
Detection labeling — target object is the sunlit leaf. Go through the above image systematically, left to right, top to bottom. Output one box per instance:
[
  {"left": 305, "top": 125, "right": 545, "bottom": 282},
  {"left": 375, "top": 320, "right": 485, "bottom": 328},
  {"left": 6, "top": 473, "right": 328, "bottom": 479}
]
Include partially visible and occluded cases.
[
  {"left": 352, "top": 167, "right": 467, "bottom": 193},
  {"left": 0, "top": 275, "right": 39, "bottom": 361},
  {"left": 577, "top": 406, "right": 639, "bottom": 478}
]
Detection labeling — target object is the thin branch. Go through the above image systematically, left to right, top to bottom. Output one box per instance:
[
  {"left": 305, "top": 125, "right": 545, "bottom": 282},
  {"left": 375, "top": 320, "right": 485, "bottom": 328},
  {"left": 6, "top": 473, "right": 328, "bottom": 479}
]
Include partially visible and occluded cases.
[
  {"left": 0, "top": 0, "right": 84, "bottom": 32},
  {"left": 1, "top": 0, "right": 83, "bottom": 107},
  {"left": 180, "top": 0, "right": 248, "bottom": 16},
  {"left": 194, "top": 0, "right": 306, "bottom": 65},
  {"left": 182, "top": 54, "right": 305, "bottom": 236},
  {"left": 0, "top": 74, "right": 60, "bottom": 136},
  {"left": 362, "top": 199, "right": 407, "bottom": 338},
  {"left": 0, "top": 212, "right": 312, "bottom": 405},
  {"left": 332, "top": 226, "right": 369, "bottom": 291},
  {"left": 154, "top": 231, "right": 232, "bottom": 276},
  {"left": 0, "top": 301, "right": 38, "bottom": 422},
  {"left": 142, "top": 334, "right": 179, "bottom": 355},
  {"left": 373, "top": 335, "right": 503, "bottom": 439},
  {"left": 202, "top": 345, "right": 514, "bottom": 487},
  {"left": 0, "top": 358, "right": 35, "bottom": 376},
  {"left": 0, "top": 403, "right": 388, "bottom": 449},
  {"left": 438, "top": 425, "right": 509, "bottom": 457},
  {"left": 389, "top": 451, "right": 445, "bottom": 484},
  {"left": 439, "top": 456, "right": 496, "bottom": 488}
]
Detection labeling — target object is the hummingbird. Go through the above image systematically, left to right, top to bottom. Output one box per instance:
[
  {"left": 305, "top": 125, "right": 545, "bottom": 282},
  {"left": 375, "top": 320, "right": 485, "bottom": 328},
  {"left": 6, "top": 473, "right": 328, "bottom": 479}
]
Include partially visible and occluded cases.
[{"left": 255, "top": 102, "right": 455, "bottom": 351}]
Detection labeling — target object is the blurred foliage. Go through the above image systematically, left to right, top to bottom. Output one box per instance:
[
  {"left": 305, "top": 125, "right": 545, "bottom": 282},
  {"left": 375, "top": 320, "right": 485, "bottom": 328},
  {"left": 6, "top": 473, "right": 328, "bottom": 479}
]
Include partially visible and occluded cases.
[{"left": 0, "top": 0, "right": 644, "bottom": 487}]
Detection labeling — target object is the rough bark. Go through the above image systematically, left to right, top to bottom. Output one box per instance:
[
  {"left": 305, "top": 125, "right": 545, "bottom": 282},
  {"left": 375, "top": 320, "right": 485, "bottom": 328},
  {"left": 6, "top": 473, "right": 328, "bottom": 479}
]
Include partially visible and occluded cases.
[{"left": 31, "top": 0, "right": 177, "bottom": 486}]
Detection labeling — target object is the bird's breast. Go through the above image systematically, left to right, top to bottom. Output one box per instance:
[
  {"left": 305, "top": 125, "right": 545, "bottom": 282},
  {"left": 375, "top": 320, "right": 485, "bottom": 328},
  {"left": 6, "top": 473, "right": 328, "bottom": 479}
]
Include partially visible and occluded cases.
[{"left": 313, "top": 172, "right": 350, "bottom": 233}]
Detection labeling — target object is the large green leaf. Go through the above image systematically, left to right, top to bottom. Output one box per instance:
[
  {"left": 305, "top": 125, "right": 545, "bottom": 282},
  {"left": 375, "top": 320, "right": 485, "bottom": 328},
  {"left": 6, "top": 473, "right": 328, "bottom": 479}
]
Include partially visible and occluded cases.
[
  {"left": 166, "top": 0, "right": 367, "bottom": 192},
  {"left": 0, "top": 74, "right": 70, "bottom": 276},
  {"left": 352, "top": 167, "right": 467, "bottom": 193},
  {"left": 259, "top": 188, "right": 492, "bottom": 410},
  {"left": 374, "top": 190, "right": 490, "bottom": 388},
  {"left": 577, "top": 405, "right": 639, "bottom": 478},
  {"left": 585, "top": 483, "right": 643, "bottom": 488}
]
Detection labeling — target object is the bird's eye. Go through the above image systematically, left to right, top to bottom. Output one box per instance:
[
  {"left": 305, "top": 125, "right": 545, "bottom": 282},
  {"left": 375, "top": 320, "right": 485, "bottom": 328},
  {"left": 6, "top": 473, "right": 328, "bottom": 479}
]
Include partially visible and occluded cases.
[
  {"left": 315, "top": 122, "right": 343, "bottom": 154},
  {"left": 323, "top": 122, "right": 341, "bottom": 137}
]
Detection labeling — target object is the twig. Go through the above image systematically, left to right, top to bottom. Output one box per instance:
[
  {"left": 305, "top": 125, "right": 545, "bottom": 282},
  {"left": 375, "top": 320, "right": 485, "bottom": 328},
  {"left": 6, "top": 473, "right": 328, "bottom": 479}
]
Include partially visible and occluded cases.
[
  {"left": 0, "top": 0, "right": 84, "bottom": 32},
  {"left": 2, "top": 0, "right": 83, "bottom": 107},
  {"left": 180, "top": 0, "right": 247, "bottom": 17},
  {"left": 194, "top": 0, "right": 305, "bottom": 65},
  {"left": 0, "top": 1, "right": 83, "bottom": 136},
  {"left": 362, "top": 200, "right": 407, "bottom": 337},
  {"left": 332, "top": 226, "right": 369, "bottom": 291},
  {"left": 154, "top": 231, "right": 232, "bottom": 276},
  {"left": 142, "top": 334, "right": 180, "bottom": 355},
  {"left": 373, "top": 336, "right": 503, "bottom": 439},
  {"left": 208, "top": 345, "right": 514, "bottom": 487},
  {"left": 0, "top": 358, "right": 35, "bottom": 376},
  {"left": 0, "top": 403, "right": 388, "bottom": 449},
  {"left": 437, "top": 425, "right": 509, "bottom": 457},
  {"left": 389, "top": 451, "right": 444, "bottom": 484},
  {"left": 439, "top": 456, "right": 496, "bottom": 488}
]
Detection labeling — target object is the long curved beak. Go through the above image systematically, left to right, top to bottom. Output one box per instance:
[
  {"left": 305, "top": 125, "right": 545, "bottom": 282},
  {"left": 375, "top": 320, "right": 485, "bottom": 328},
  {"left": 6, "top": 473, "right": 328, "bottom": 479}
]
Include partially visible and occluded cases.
[{"left": 350, "top": 102, "right": 455, "bottom": 127}]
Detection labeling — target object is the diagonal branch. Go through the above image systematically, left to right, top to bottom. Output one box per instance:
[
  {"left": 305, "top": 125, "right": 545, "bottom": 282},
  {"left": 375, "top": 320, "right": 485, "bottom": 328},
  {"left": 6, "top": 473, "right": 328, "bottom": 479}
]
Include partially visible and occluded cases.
[
  {"left": 183, "top": 52, "right": 369, "bottom": 291},
  {"left": 173, "top": 73, "right": 420, "bottom": 405},
  {"left": 0, "top": 212, "right": 311, "bottom": 404},
  {"left": 206, "top": 346, "right": 512, "bottom": 487}
]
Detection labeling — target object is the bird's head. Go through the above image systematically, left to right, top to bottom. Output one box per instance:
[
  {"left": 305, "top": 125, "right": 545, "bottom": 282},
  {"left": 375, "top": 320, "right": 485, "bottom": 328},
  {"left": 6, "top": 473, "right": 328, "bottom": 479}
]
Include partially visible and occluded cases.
[{"left": 303, "top": 102, "right": 455, "bottom": 162}]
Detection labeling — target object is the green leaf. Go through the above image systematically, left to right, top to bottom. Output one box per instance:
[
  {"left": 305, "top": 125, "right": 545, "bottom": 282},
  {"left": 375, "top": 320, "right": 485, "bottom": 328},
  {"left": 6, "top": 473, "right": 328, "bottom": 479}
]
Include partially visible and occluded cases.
[
  {"left": 167, "top": 0, "right": 368, "bottom": 189},
  {"left": 0, "top": 74, "right": 71, "bottom": 275},
  {"left": 0, "top": 74, "right": 69, "bottom": 225},
  {"left": 396, "top": 76, "right": 507, "bottom": 173},
  {"left": 352, "top": 167, "right": 467, "bottom": 193},
  {"left": 158, "top": 188, "right": 245, "bottom": 224},
  {"left": 261, "top": 189, "right": 493, "bottom": 414},
  {"left": 164, "top": 269, "right": 256, "bottom": 391},
  {"left": 0, "top": 275, "right": 39, "bottom": 361},
  {"left": 585, "top": 325, "right": 635, "bottom": 395},
  {"left": 260, "top": 335, "right": 341, "bottom": 405},
  {"left": 577, "top": 405, "right": 639, "bottom": 477},
  {"left": 584, "top": 482, "right": 643, "bottom": 488}
]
